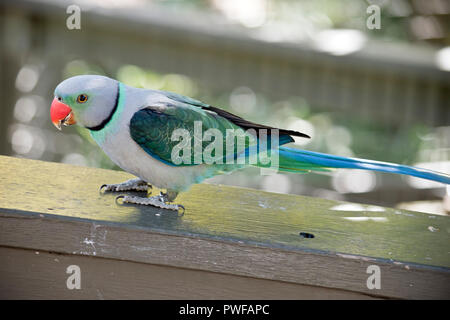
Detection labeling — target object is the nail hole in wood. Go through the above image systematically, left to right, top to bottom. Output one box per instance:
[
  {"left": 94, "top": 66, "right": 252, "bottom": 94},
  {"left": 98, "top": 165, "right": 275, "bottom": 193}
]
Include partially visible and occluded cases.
[{"left": 299, "top": 232, "right": 314, "bottom": 239}]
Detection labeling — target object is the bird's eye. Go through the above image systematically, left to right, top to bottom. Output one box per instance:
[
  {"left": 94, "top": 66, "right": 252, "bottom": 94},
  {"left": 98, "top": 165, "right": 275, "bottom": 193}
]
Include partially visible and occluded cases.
[{"left": 77, "top": 94, "right": 88, "bottom": 103}]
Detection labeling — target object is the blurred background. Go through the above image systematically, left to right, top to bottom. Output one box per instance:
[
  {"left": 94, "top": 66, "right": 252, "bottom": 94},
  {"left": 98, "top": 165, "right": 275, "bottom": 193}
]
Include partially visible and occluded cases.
[{"left": 0, "top": 0, "right": 449, "bottom": 214}]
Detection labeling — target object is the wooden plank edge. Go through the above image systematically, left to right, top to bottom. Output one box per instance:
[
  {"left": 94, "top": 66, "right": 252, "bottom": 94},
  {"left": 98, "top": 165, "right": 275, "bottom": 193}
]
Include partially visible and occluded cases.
[{"left": 0, "top": 208, "right": 449, "bottom": 299}]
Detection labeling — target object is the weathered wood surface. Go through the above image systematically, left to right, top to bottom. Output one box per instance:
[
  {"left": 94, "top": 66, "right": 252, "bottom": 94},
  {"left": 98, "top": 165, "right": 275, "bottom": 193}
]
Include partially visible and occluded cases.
[
  {"left": 0, "top": 155, "right": 449, "bottom": 299},
  {"left": 0, "top": 247, "right": 374, "bottom": 300}
]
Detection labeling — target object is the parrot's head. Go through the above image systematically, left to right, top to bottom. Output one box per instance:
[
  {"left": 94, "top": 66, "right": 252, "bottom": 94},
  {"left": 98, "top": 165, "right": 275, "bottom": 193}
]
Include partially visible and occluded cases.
[{"left": 51, "top": 75, "right": 119, "bottom": 130}]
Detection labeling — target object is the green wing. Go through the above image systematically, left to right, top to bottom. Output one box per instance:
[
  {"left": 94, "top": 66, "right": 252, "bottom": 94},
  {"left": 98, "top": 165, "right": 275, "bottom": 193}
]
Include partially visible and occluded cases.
[
  {"left": 130, "top": 93, "right": 308, "bottom": 167},
  {"left": 130, "top": 102, "right": 253, "bottom": 166}
]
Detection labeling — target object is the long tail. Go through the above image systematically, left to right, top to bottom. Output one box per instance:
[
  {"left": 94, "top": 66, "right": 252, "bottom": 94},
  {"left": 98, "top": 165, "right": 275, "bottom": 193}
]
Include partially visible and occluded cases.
[{"left": 274, "top": 147, "right": 450, "bottom": 185}]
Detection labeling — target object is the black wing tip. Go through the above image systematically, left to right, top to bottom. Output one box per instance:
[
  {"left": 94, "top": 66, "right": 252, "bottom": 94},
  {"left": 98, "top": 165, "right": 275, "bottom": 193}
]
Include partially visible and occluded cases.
[
  {"left": 201, "top": 104, "right": 311, "bottom": 139},
  {"left": 283, "top": 130, "right": 311, "bottom": 139},
  {"left": 296, "top": 132, "right": 311, "bottom": 139}
]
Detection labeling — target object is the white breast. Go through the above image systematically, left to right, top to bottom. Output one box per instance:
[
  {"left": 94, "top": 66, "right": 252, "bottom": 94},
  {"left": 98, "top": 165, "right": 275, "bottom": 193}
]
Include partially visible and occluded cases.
[{"left": 94, "top": 86, "right": 218, "bottom": 192}]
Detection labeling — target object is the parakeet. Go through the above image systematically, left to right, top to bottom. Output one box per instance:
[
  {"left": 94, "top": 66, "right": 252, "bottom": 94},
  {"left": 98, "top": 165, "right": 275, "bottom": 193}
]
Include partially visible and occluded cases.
[{"left": 50, "top": 75, "right": 450, "bottom": 212}]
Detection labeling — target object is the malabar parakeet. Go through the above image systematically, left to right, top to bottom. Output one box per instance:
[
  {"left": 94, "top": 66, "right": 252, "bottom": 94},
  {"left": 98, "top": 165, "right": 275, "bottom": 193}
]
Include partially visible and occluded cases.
[{"left": 50, "top": 75, "right": 450, "bottom": 213}]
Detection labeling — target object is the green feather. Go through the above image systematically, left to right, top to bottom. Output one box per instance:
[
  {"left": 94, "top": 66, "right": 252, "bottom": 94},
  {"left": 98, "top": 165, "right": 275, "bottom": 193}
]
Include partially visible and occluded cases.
[{"left": 129, "top": 103, "right": 256, "bottom": 167}]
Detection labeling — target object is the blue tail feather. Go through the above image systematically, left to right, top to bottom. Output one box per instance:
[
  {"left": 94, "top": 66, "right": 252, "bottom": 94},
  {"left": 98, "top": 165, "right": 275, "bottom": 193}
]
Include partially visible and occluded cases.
[{"left": 278, "top": 147, "right": 450, "bottom": 185}]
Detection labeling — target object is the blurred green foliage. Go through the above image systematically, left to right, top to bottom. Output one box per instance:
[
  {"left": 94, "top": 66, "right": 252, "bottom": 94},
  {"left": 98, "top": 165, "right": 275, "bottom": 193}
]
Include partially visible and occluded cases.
[{"left": 153, "top": 0, "right": 443, "bottom": 45}]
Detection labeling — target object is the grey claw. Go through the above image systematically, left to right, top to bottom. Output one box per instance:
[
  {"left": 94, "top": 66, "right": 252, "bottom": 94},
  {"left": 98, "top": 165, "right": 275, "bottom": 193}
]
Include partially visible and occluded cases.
[
  {"left": 100, "top": 179, "right": 150, "bottom": 193},
  {"left": 148, "top": 184, "right": 153, "bottom": 196},
  {"left": 114, "top": 194, "right": 184, "bottom": 213},
  {"left": 115, "top": 195, "right": 125, "bottom": 205},
  {"left": 176, "top": 205, "right": 185, "bottom": 216}
]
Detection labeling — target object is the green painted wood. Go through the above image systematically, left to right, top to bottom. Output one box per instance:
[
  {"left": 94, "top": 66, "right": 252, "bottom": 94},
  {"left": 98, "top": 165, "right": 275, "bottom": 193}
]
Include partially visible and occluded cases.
[{"left": 0, "top": 155, "right": 449, "bottom": 269}]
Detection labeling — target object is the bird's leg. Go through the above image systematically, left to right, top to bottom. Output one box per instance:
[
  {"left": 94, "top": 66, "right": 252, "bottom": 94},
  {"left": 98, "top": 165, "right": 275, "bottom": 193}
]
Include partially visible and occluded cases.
[
  {"left": 100, "top": 178, "right": 151, "bottom": 193},
  {"left": 115, "top": 190, "right": 184, "bottom": 214},
  {"left": 163, "top": 190, "right": 179, "bottom": 202}
]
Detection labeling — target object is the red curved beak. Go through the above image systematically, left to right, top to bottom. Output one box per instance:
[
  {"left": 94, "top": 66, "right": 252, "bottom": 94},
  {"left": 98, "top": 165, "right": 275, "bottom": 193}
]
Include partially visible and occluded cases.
[{"left": 50, "top": 98, "right": 76, "bottom": 130}]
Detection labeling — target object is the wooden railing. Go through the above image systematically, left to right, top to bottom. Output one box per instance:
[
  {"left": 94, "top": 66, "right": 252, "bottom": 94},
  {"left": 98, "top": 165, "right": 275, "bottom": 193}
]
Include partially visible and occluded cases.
[{"left": 0, "top": 155, "right": 449, "bottom": 299}]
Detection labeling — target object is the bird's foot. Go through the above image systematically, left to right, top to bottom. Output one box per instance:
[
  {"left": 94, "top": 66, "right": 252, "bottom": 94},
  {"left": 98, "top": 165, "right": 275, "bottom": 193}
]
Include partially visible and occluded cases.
[
  {"left": 100, "top": 178, "right": 151, "bottom": 193},
  {"left": 115, "top": 192, "right": 184, "bottom": 215}
]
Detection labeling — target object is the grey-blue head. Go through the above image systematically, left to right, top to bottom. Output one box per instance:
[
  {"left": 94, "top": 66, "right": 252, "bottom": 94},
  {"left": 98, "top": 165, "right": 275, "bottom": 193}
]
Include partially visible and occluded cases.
[{"left": 51, "top": 75, "right": 119, "bottom": 130}]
